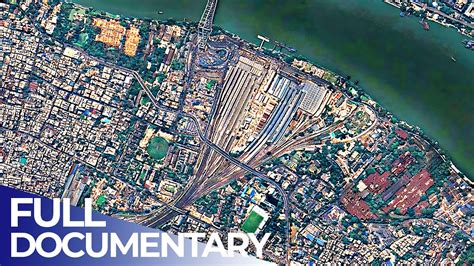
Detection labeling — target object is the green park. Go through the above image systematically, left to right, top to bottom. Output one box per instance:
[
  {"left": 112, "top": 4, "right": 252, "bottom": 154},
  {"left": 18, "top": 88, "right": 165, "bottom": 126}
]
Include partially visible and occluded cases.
[{"left": 146, "top": 136, "right": 169, "bottom": 160}]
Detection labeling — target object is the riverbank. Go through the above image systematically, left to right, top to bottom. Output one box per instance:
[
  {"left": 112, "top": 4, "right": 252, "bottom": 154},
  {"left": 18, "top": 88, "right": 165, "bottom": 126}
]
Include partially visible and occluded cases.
[
  {"left": 71, "top": 0, "right": 473, "bottom": 178},
  {"left": 383, "top": 0, "right": 473, "bottom": 38}
]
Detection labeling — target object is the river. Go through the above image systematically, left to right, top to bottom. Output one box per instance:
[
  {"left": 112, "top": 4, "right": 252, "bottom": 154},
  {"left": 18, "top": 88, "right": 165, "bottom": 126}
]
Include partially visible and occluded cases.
[{"left": 71, "top": 0, "right": 473, "bottom": 177}]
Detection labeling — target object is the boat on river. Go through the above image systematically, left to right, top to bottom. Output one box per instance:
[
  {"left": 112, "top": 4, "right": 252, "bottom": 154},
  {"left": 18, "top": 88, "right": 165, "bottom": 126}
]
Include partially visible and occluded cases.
[{"left": 420, "top": 18, "right": 430, "bottom": 30}]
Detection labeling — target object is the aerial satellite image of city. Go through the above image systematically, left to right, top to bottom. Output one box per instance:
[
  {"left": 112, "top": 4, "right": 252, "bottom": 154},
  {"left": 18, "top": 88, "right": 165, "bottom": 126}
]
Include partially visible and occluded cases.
[{"left": 0, "top": 0, "right": 473, "bottom": 265}]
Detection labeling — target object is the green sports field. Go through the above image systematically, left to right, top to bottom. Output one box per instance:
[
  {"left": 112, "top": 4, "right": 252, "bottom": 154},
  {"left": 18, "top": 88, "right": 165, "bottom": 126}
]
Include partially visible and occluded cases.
[{"left": 241, "top": 210, "right": 264, "bottom": 233}]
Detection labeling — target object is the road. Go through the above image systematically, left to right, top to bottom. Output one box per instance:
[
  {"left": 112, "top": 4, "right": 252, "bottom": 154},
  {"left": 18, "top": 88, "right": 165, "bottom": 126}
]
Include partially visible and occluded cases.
[
  {"left": 65, "top": 44, "right": 378, "bottom": 265},
  {"left": 128, "top": 44, "right": 292, "bottom": 263}
]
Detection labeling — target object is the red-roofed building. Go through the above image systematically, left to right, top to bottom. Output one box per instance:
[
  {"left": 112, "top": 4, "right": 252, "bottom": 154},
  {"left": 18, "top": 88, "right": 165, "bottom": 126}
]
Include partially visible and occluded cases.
[
  {"left": 29, "top": 82, "right": 38, "bottom": 91},
  {"left": 395, "top": 128, "right": 408, "bottom": 140},
  {"left": 391, "top": 152, "right": 413, "bottom": 175},
  {"left": 382, "top": 169, "right": 434, "bottom": 214},
  {"left": 362, "top": 171, "right": 392, "bottom": 195},
  {"left": 341, "top": 189, "right": 377, "bottom": 220},
  {"left": 414, "top": 201, "right": 430, "bottom": 215}
]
